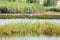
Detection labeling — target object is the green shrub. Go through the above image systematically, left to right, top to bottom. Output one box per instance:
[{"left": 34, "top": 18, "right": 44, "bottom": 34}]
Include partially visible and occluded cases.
[
  {"left": 0, "top": 7, "right": 8, "bottom": 13},
  {"left": 46, "top": 7, "right": 60, "bottom": 12},
  {"left": 49, "top": 8, "right": 60, "bottom": 12}
]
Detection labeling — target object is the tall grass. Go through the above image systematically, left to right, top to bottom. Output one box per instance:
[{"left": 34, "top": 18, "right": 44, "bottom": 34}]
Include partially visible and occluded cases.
[
  {"left": 0, "top": 2, "right": 45, "bottom": 13},
  {"left": 0, "top": 22, "right": 60, "bottom": 37},
  {"left": 0, "top": 22, "right": 41, "bottom": 37},
  {"left": 42, "top": 22, "right": 60, "bottom": 36}
]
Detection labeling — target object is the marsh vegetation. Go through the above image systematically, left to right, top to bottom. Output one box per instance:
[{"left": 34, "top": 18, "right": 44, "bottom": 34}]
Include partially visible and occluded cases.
[
  {"left": 0, "top": 0, "right": 60, "bottom": 14},
  {"left": 0, "top": 19, "right": 60, "bottom": 37}
]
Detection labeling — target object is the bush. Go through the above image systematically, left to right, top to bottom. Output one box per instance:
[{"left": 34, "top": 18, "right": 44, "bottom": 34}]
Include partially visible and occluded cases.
[
  {"left": 46, "top": 7, "right": 60, "bottom": 12},
  {"left": 49, "top": 8, "right": 60, "bottom": 12}
]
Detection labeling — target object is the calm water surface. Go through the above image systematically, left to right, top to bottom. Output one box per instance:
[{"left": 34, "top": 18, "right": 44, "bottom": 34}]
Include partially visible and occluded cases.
[{"left": 0, "top": 19, "right": 60, "bottom": 25}]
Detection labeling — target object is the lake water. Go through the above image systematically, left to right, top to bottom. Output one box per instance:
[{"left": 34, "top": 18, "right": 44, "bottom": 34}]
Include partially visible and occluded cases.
[
  {"left": 0, "top": 19, "right": 60, "bottom": 40},
  {"left": 0, "top": 19, "right": 60, "bottom": 25}
]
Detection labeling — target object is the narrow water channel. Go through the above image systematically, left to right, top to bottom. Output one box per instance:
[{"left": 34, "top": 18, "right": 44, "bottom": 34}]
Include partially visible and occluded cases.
[{"left": 0, "top": 19, "right": 60, "bottom": 25}]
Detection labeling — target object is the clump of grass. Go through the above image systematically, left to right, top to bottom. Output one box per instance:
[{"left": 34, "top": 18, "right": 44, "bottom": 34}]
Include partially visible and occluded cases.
[
  {"left": 42, "top": 22, "right": 60, "bottom": 36},
  {"left": 42, "top": 22, "right": 55, "bottom": 36},
  {"left": 0, "top": 24, "right": 12, "bottom": 36}
]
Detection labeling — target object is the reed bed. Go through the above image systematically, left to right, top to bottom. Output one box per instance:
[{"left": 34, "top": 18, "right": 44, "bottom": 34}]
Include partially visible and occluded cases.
[{"left": 0, "top": 22, "right": 60, "bottom": 37}]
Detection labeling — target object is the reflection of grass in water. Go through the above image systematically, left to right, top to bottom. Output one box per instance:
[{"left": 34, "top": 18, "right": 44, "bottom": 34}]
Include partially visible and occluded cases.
[{"left": 0, "top": 22, "right": 60, "bottom": 37}]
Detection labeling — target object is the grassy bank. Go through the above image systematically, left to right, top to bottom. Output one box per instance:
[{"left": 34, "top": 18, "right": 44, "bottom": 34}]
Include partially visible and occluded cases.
[
  {"left": 0, "top": 0, "right": 60, "bottom": 14},
  {"left": 0, "top": 2, "right": 45, "bottom": 14},
  {"left": 0, "top": 2, "right": 60, "bottom": 14},
  {"left": 0, "top": 14, "right": 60, "bottom": 19},
  {"left": 0, "top": 22, "right": 60, "bottom": 37}
]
